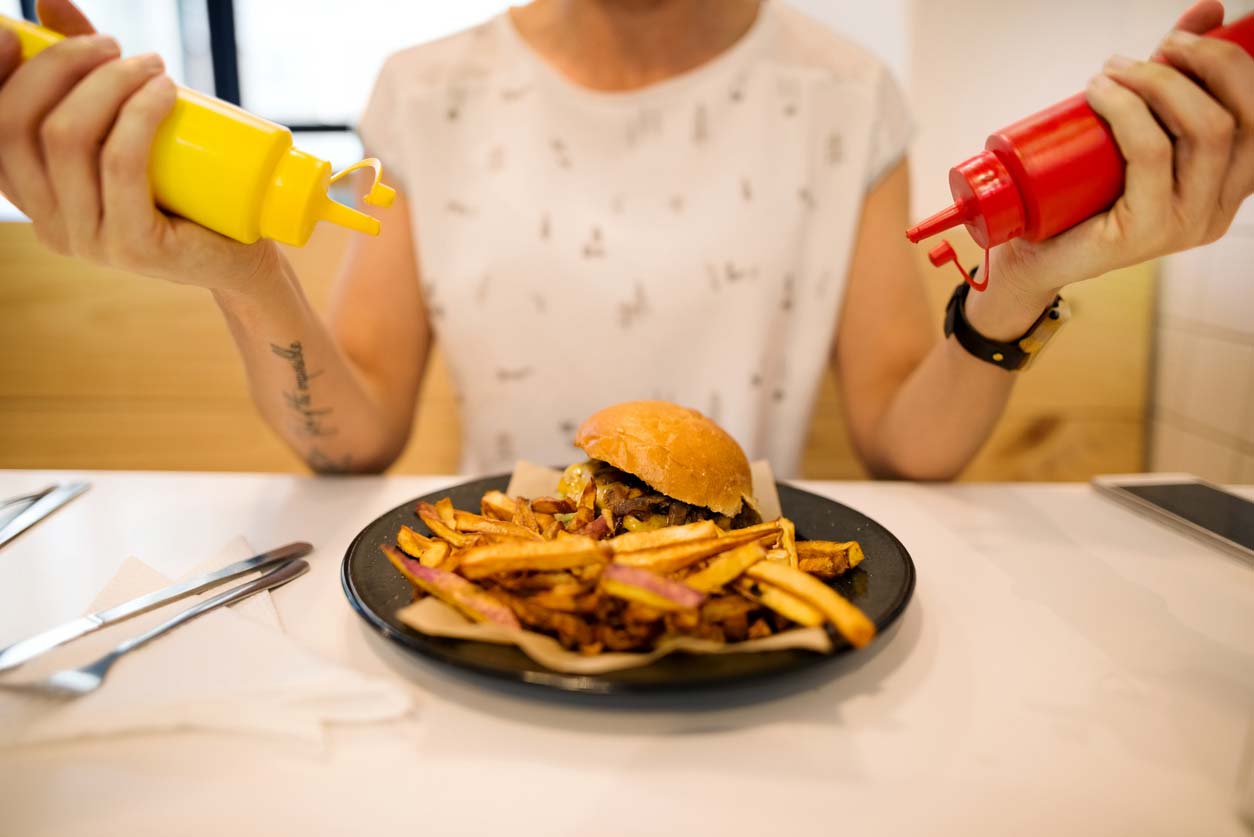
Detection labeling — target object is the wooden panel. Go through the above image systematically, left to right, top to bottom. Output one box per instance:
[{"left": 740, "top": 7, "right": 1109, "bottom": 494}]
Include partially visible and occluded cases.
[
  {"left": 0, "top": 222, "right": 1149, "bottom": 479},
  {"left": 0, "top": 222, "right": 460, "bottom": 474}
]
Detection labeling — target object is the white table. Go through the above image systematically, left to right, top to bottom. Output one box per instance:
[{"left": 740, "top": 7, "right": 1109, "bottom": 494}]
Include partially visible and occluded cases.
[{"left": 0, "top": 470, "right": 1251, "bottom": 837}]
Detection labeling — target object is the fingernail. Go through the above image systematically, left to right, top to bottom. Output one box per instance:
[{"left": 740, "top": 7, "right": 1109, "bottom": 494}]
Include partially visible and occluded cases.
[
  {"left": 1166, "top": 30, "right": 1200, "bottom": 47},
  {"left": 88, "top": 34, "right": 120, "bottom": 54},
  {"left": 136, "top": 53, "right": 164, "bottom": 72},
  {"left": 1104, "top": 54, "right": 1135, "bottom": 72},
  {"left": 1088, "top": 73, "right": 1116, "bottom": 91},
  {"left": 147, "top": 74, "right": 176, "bottom": 96}
]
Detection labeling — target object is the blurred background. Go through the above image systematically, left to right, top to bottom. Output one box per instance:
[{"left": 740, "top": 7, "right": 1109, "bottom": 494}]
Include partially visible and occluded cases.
[{"left": 1, "top": 0, "right": 1252, "bottom": 481}]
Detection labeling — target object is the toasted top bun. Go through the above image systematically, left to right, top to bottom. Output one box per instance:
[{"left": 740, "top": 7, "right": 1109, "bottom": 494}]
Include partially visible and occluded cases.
[{"left": 574, "top": 400, "right": 753, "bottom": 517}]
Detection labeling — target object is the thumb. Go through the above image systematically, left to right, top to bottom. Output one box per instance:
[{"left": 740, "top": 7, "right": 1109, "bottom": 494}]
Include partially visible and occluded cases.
[{"left": 35, "top": 0, "right": 95, "bottom": 37}]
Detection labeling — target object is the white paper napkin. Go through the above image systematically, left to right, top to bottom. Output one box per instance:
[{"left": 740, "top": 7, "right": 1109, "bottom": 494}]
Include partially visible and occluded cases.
[{"left": 0, "top": 538, "right": 413, "bottom": 748}]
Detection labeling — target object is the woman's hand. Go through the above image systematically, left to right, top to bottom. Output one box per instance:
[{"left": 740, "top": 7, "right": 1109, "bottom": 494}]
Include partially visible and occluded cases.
[
  {"left": 0, "top": 0, "right": 279, "bottom": 291},
  {"left": 985, "top": 0, "right": 1253, "bottom": 315}
]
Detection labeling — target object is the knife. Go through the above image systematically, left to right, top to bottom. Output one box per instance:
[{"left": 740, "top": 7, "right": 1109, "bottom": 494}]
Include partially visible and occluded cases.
[
  {"left": 0, "top": 481, "right": 90, "bottom": 550},
  {"left": 0, "top": 485, "right": 56, "bottom": 531},
  {"left": 0, "top": 541, "right": 313, "bottom": 673}
]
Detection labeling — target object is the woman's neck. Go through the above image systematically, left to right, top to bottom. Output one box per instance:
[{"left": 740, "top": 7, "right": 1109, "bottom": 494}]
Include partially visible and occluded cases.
[{"left": 510, "top": 0, "right": 761, "bottom": 91}]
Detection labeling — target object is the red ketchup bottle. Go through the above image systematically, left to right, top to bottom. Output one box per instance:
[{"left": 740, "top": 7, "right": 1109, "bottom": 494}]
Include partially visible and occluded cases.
[{"left": 907, "top": 12, "right": 1254, "bottom": 291}]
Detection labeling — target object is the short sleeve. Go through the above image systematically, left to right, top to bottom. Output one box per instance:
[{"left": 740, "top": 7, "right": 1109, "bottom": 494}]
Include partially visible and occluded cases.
[
  {"left": 356, "top": 54, "right": 409, "bottom": 192},
  {"left": 864, "top": 65, "right": 913, "bottom": 190}
]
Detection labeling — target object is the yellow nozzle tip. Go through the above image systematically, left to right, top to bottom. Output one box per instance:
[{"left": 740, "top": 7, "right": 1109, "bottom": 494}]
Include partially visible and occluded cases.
[
  {"left": 366, "top": 182, "right": 396, "bottom": 209},
  {"left": 320, "top": 198, "right": 381, "bottom": 236}
]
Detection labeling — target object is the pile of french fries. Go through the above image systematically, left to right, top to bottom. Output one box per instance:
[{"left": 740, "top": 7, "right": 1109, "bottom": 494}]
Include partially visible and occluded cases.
[{"left": 380, "top": 489, "right": 876, "bottom": 654}]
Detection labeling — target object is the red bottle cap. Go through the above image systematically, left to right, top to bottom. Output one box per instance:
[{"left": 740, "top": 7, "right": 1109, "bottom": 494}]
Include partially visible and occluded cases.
[
  {"left": 948, "top": 150, "right": 1026, "bottom": 249},
  {"left": 905, "top": 151, "right": 1026, "bottom": 249}
]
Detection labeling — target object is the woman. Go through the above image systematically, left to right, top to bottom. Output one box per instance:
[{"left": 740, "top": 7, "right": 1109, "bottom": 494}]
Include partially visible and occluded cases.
[{"left": 0, "top": 0, "right": 1250, "bottom": 478}]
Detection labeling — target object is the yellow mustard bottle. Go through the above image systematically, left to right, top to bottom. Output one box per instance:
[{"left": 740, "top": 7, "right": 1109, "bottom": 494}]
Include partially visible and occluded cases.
[{"left": 0, "top": 15, "right": 395, "bottom": 246}]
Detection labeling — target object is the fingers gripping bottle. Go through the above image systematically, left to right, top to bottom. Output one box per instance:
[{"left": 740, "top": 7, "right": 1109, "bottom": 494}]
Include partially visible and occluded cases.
[
  {"left": 906, "top": 13, "right": 1254, "bottom": 291},
  {"left": 0, "top": 15, "right": 396, "bottom": 247}
]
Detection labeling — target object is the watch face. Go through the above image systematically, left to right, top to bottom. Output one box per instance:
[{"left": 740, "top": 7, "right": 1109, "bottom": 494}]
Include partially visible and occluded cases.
[{"left": 1019, "top": 297, "right": 1070, "bottom": 359}]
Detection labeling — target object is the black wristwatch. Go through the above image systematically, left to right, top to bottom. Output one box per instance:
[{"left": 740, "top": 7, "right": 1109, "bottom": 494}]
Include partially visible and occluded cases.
[{"left": 944, "top": 279, "right": 1070, "bottom": 371}]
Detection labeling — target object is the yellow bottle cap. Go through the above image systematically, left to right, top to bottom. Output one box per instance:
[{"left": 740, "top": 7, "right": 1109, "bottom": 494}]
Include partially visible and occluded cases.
[{"left": 260, "top": 150, "right": 395, "bottom": 246}]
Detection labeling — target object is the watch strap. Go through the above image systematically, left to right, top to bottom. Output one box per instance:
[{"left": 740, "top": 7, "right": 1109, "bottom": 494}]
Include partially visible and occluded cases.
[{"left": 944, "top": 280, "right": 1066, "bottom": 371}]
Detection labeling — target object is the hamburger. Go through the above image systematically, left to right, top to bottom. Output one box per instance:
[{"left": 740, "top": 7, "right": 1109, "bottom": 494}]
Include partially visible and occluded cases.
[{"left": 557, "top": 401, "right": 763, "bottom": 536}]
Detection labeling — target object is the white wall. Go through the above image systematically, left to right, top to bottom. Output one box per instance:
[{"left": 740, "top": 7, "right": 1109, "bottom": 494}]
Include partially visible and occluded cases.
[
  {"left": 787, "top": 0, "right": 910, "bottom": 82},
  {"left": 906, "top": 0, "right": 1191, "bottom": 219},
  {"left": 1150, "top": 0, "right": 1254, "bottom": 483},
  {"left": 1152, "top": 201, "right": 1254, "bottom": 483}
]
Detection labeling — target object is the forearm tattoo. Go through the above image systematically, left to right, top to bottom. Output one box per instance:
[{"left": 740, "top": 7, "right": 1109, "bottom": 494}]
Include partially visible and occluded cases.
[{"left": 271, "top": 341, "right": 351, "bottom": 473}]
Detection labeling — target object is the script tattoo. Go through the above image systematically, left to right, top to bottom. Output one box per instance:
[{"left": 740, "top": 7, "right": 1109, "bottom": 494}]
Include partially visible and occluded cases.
[
  {"left": 270, "top": 341, "right": 335, "bottom": 437},
  {"left": 307, "top": 446, "right": 353, "bottom": 475}
]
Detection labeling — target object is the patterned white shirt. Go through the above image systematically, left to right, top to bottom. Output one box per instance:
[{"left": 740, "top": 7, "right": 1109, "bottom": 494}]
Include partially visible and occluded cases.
[{"left": 358, "top": 2, "right": 911, "bottom": 476}]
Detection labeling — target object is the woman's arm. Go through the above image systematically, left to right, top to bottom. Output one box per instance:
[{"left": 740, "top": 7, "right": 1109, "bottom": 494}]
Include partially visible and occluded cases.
[
  {"left": 834, "top": 3, "right": 1253, "bottom": 480},
  {"left": 832, "top": 160, "right": 1022, "bottom": 480},
  {"left": 213, "top": 194, "right": 429, "bottom": 474}
]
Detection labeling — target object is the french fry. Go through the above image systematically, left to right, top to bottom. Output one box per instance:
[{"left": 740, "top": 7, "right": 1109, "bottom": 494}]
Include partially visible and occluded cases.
[
  {"left": 564, "top": 483, "right": 597, "bottom": 532},
  {"left": 480, "top": 490, "right": 517, "bottom": 520},
  {"left": 531, "top": 496, "right": 575, "bottom": 515},
  {"left": 436, "top": 497, "right": 457, "bottom": 529},
  {"left": 512, "top": 498, "right": 540, "bottom": 534},
  {"left": 417, "top": 503, "right": 472, "bottom": 548},
  {"left": 454, "top": 510, "right": 544, "bottom": 541},
  {"left": 540, "top": 516, "right": 563, "bottom": 540},
  {"left": 779, "top": 518, "right": 798, "bottom": 569},
  {"left": 608, "top": 519, "right": 718, "bottom": 553},
  {"left": 717, "top": 519, "right": 782, "bottom": 542},
  {"left": 397, "top": 525, "right": 434, "bottom": 559},
  {"left": 613, "top": 527, "right": 773, "bottom": 574},
  {"left": 458, "top": 535, "right": 608, "bottom": 578},
  {"left": 421, "top": 540, "right": 450, "bottom": 569},
  {"left": 797, "top": 540, "right": 864, "bottom": 574},
  {"left": 683, "top": 542, "right": 766, "bottom": 592},
  {"left": 381, "top": 545, "right": 519, "bottom": 628},
  {"left": 436, "top": 546, "right": 461, "bottom": 573},
  {"left": 765, "top": 548, "right": 790, "bottom": 565},
  {"left": 798, "top": 555, "right": 845, "bottom": 578},
  {"left": 745, "top": 561, "right": 876, "bottom": 648},
  {"left": 576, "top": 562, "right": 604, "bottom": 583},
  {"left": 600, "top": 564, "right": 704, "bottom": 611},
  {"left": 507, "top": 571, "right": 580, "bottom": 591},
  {"left": 735, "top": 577, "right": 824, "bottom": 627},
  {"left": 528, "top": 589, "right": 581, "bottom": 611},
  {"left": 700, "top": 595, "right": 758, "bottom": 623},
  {"left": 622, "top": 601, "right": 666, "bottom": 624},
  {"left": 667, "top": 608, "right": 702, "bottom": 632}
]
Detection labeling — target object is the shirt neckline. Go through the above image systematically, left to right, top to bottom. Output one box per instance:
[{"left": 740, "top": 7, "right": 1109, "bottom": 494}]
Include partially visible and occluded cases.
[{"left": 495, "top": 2, "right": 775, "bottom": 108}]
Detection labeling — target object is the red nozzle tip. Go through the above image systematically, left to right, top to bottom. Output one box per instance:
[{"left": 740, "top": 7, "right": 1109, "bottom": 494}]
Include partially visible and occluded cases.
[{"left": 906, "top": 198, "right": 975, "bottom": 243}]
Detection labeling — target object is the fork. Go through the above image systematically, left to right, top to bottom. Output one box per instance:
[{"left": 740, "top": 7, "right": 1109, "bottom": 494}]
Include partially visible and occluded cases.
[{"left": 1, "top": 558, "right": 309, "bottom": 699}]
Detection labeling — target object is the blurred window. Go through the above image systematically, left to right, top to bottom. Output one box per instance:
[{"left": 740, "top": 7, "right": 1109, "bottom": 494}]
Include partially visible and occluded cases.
[{"left": 235, "top": 1, "right": 510, "bottom": 126}]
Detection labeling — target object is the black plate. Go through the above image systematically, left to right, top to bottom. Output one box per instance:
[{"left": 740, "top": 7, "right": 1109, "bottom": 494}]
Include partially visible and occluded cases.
[{"left": 342, "top": 475, "right": 915, "bottom": 694}]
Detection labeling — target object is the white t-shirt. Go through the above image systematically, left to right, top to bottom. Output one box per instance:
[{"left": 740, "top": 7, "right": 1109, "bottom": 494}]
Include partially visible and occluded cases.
[{"left": 358, "top": 2, "right": 911, "bottom": 477}]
